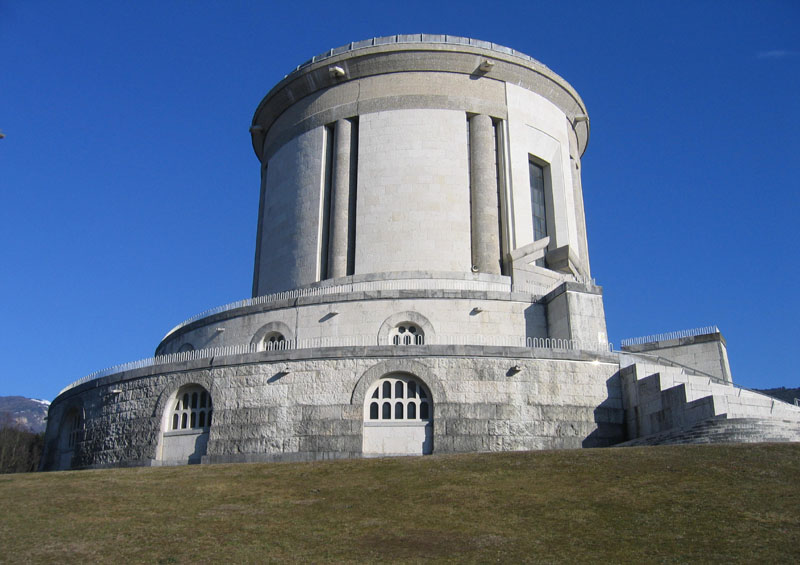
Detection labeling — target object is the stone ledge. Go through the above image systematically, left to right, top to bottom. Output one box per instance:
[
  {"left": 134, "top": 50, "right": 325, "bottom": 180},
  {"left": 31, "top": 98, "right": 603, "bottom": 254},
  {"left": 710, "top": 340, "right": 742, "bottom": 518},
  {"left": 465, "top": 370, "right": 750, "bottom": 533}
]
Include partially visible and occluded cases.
[{"left": 55, "top": 345, "right": 621, "bottom": 403}]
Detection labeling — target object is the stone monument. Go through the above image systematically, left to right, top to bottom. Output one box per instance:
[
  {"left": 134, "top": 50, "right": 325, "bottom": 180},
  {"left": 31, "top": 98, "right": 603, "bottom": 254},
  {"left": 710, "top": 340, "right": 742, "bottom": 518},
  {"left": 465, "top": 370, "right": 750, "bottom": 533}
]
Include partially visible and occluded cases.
[{"left": 41, "top": 35, "right": 800, "bottom": 470}]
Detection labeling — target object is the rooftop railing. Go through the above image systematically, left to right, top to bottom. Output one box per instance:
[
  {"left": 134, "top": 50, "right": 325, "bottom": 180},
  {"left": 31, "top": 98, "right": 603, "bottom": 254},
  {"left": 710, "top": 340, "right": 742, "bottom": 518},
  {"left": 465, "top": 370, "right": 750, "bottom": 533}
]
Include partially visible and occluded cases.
[
  {"left": 291, "top": 35, "right": 551, "bottom": 76},
  {"left": 620, "top": 325, "right": 720, "bottom": 347},
  {"left": 58, "top": 333, "right": 612, "bottom": 396}
]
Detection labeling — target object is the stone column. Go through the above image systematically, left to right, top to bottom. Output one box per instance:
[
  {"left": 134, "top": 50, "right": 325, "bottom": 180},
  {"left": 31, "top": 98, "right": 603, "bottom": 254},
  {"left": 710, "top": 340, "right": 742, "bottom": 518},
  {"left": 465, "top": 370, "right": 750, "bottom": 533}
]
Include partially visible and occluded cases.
[
  {"left": 469, "top": 114, "right": 501, "bottom": 274},
  {"left": 328, "top": 119, "right": 352, "bottom": 279}
]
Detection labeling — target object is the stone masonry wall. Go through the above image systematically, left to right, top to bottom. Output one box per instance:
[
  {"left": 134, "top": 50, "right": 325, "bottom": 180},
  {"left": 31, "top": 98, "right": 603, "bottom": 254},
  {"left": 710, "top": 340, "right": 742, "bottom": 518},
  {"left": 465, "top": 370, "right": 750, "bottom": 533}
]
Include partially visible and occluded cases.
[
  {"left": 355, "top": 109, "right": 472, "bottom": 274},
  {"left": 42, "top": 348, "right": 625, "bottom": 469}
]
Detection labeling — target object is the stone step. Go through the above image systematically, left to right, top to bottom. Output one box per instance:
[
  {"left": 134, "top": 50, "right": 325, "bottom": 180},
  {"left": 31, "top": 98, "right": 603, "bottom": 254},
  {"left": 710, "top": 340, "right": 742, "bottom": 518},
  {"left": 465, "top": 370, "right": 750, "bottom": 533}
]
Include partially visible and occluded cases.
[
  {"left": 621, "top": 361, "right": 800, "bottom": 441},
  {"left": 618, "top": 417, "right": 800, "bottom": 446}
]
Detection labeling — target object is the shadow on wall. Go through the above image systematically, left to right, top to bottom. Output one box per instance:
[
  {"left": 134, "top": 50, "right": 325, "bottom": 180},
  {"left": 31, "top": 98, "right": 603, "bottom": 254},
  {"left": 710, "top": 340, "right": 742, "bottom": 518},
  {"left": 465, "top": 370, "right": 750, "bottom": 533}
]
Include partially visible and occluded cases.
[
  {"left": 524, "top": 304, "right": 546, "bottom": 341},
  {"left": 582, "top": 372, "right": 626, "bottom": 448},
  {"left": 188, "top": 434, "right": 207, "bottom": 464}
]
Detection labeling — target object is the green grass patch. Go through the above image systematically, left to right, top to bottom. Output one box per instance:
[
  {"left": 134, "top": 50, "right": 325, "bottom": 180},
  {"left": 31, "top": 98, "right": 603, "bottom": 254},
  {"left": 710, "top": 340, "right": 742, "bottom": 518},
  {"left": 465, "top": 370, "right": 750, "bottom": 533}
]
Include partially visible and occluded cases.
[{"left": 2, "top": 444, "right": 799, "bottom": 563}]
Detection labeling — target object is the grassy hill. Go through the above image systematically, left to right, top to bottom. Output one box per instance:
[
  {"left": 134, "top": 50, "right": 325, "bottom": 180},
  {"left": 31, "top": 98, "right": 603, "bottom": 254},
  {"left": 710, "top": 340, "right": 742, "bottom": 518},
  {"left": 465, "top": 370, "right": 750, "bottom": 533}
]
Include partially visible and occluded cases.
[{"left": 2, "top": 444, "right": 799, "bottom": 563}]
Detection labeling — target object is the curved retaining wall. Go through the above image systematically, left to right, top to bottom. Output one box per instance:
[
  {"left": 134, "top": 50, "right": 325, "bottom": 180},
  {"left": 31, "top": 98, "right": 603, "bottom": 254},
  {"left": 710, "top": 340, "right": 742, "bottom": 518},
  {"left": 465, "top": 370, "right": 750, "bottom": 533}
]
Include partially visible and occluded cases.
[{"left": 41, "top": 346, "right": 624, "bottom": 470}]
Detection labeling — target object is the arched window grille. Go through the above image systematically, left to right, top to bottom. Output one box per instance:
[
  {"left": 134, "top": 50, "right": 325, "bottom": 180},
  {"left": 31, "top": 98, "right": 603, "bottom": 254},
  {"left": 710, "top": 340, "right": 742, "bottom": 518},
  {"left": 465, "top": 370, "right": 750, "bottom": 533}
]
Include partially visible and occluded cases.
[
  {"left": 389, "top": 324, "right": 424, "bottom": 346},
  {"left": 262, "top": 332, "right": 287, "bottom": 351},
  {"left": 366, "top": 375, "right": 431, "bottom": 422},
  {"left": 171, "top": 386, "right": 213, "bottom": 431}
]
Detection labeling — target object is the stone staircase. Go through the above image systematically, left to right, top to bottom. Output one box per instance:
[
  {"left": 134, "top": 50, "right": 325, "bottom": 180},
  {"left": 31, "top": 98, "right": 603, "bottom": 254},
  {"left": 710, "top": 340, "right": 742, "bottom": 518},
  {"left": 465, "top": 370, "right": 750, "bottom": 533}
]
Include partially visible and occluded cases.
[
  {"left": 618, "top": 358, "right": 800, "bottom": 445},
  {"left": 618, "top": 416, "right": 800, "bottom": 446}
]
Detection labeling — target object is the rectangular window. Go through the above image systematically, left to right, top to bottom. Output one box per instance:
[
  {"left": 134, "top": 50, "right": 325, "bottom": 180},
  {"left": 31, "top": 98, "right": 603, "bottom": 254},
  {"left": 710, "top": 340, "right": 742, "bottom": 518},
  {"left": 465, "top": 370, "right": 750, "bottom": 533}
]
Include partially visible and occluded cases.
[
  {"left": 529, "top": 160, "right": 547, "bottom": 267},
  {"left": 529, "top": 160, "right": 547, "bottom": 241}
]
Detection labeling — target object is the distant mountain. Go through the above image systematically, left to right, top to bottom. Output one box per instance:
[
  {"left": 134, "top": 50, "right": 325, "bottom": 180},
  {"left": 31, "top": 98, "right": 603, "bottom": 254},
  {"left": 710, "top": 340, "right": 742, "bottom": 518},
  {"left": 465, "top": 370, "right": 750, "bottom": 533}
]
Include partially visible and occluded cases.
[
  {"left": 754, "top": 387, "right": 800, "bottom": 405},
  {"left": 0, "top": 396, "right": 50, "bottom": 433}
]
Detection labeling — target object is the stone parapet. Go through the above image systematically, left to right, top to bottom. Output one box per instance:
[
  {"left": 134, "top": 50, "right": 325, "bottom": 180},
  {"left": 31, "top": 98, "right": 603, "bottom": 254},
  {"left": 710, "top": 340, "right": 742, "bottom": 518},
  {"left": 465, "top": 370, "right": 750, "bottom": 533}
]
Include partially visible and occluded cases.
[{"left": 622, "top": 332, "right": 731, "bottom": 383}]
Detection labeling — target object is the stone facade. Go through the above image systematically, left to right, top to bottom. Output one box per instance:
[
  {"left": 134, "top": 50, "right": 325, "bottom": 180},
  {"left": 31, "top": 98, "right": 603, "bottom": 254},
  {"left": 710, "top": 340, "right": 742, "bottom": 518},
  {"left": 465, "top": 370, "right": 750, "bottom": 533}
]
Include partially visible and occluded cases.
[
  {"left": 41, "top": 35, "right": 800, "bottom": 471},
  {"left": 41, "top": 348, "right": 624, "bottom": 470}
]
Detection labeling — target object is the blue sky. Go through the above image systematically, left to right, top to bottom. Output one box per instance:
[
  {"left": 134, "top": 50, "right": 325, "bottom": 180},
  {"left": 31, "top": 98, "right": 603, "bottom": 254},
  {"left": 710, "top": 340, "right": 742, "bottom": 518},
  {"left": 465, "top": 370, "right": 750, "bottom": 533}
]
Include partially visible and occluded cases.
[{"left": 1, "top": 1, "right": 798, "bottom": 400}]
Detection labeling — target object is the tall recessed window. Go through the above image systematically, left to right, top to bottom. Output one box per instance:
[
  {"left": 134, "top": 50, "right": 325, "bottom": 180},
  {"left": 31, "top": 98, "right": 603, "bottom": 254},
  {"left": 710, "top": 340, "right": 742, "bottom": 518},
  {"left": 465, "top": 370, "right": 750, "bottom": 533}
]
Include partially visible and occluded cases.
[
  {"left": 529, "top": 160, "right": 548, "bottom": 266},
  {"left": 57, "top": 408, "right": 83, "bottom": 470},
  {"left": 66, "top": 410, "right": 82, "bottom": 449}
]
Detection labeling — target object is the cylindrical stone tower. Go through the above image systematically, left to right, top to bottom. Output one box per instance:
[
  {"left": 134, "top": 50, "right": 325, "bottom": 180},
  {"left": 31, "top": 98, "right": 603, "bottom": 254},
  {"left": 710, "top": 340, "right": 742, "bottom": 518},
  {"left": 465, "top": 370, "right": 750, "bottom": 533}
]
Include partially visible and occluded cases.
[{"left": 250, "top": 34, "right": 592, "bottom": 296}]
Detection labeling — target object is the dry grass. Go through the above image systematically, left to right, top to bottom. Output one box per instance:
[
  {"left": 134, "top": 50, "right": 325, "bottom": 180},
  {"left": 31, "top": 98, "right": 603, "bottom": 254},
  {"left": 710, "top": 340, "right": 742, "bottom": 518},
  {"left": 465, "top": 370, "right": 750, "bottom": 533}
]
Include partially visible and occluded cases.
[{"left": 2, "top": 443, "right": 799, "bottom": 563}]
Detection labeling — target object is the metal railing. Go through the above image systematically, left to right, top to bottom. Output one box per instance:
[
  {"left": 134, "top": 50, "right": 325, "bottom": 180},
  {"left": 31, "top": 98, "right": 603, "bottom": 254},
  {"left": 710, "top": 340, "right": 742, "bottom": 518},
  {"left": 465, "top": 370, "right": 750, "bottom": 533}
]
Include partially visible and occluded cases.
[
  {"left": 620, "top": 325, "right": 719, "bottom": 347},
  {"left": 59, "top": 334, "right": 613, "bottom": 396},
  {"left": 61, "top": 344, "right": 261, "bottom": 395}
]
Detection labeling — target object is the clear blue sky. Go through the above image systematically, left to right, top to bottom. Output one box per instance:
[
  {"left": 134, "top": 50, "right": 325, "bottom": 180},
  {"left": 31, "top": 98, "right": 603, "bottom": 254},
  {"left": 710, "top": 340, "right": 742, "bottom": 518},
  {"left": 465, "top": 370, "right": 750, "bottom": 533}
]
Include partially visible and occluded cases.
[{"left": 2, "top": 1, "right": 798, "bottom": 400}]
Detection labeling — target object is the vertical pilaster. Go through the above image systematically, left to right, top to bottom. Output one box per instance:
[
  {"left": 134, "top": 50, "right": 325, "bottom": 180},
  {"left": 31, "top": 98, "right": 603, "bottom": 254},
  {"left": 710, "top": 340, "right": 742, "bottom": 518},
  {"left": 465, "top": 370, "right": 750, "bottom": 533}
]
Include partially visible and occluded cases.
[
  {"left": 469, "top": 114, "right": 501, "bottom": 274},
  {"left": 329, "top": 119, "right": 352, "bottom": 279},
  {"left": 252, "top": 163, "right": 267, "bottom": 297}
]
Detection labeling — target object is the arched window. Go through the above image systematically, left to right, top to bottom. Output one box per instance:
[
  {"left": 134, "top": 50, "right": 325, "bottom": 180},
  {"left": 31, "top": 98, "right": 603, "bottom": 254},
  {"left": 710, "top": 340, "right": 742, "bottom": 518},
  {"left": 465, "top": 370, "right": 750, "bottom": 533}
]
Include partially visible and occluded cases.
[
  {"left": 389, "top": 324, "right": 424, "bottom": 346},
  {"left": 262, "top": 332, "right": 286, "bottom": 351},
  {"left": 362, "top": 374, "right": 433, "bottom": 457},
  {"left": 365, "top": 375, "right": 432, "bottom": 422},
  {"left": 160, "top": 384, "right": 213, "bottom": 465},
  {"left": 170, "top": 385, "right": 213, "bottom": 431}
]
